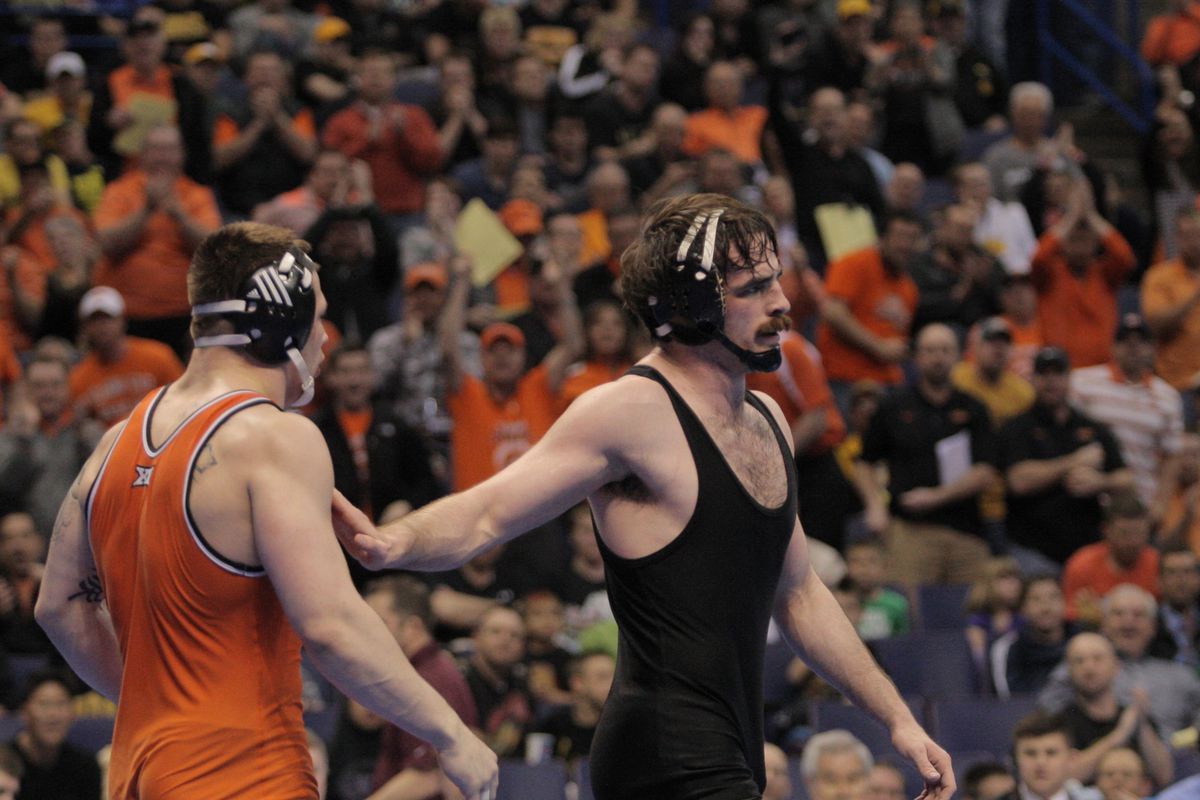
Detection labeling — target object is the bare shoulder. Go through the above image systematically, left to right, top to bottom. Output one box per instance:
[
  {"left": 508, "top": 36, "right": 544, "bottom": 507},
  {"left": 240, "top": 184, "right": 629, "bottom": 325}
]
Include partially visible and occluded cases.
[
  {"left": 563, "top": 374, "right": 677, "bottom": 449},
  {"left": 207, "top": 405, "right": 331, "bottom": 477}
]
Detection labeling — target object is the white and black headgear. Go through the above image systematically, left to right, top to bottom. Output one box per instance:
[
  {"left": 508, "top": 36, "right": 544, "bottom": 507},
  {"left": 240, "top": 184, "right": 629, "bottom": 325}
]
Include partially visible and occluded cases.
[
  {"left": 644, "top": 208, "right": 782, "bottom": 372},
  {"left": 192, "top": 246, "right": 319, "bottom": 405}
]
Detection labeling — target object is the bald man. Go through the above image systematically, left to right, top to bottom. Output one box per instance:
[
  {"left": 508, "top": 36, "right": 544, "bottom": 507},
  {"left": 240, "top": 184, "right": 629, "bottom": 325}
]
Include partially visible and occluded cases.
[{"left": 1059, "top": 632, "right": 1172, "bottom": 788}]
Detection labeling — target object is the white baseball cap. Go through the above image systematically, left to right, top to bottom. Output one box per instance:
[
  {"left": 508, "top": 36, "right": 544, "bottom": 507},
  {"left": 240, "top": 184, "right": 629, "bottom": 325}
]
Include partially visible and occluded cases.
[
  {"left": 46, "top": 51, "right": 86, "bottom": 79},
  {"left": 78, "top": 286, "right": 125, "bottom": 318}
]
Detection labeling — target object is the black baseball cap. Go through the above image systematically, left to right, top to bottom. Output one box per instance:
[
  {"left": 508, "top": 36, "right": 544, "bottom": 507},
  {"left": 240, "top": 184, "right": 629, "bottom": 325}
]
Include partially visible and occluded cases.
[
  {"left": 1114, "top": 312, "right": 1152, "bottom": 342},
  {"left": 1033, "top": 346, "right": 1070, "bottom": 374}
]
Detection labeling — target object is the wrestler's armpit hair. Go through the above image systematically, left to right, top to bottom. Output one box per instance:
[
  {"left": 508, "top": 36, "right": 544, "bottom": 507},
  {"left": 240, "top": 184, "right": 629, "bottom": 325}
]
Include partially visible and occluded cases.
[{"left": 619, "top": 193, "right": 777, "bottom": 339}]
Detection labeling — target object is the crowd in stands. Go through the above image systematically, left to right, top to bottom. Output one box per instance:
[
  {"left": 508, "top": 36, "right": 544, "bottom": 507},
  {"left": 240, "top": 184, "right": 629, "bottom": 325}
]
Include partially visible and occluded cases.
[{"left": 3, "top": 0, "right": 1200, "bottom": 797}]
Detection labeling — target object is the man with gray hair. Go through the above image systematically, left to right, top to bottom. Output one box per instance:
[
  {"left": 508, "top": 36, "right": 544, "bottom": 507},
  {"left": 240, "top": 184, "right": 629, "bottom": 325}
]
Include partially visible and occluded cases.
[
  {"left": 982, "top": 82, "right": 1058, "bottom": 202},
  {"left": 1039, "top": 584, "right": 1200, "bottom": 736},
  {"left": 801, "top": 729, "right": 873, "bottom": 800}
]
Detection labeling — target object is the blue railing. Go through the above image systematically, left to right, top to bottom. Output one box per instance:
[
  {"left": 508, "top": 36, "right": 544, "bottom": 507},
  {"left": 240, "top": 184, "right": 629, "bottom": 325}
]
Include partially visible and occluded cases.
[{"left": 1036, "top": 0, "right": 1156, "bottom": 133}]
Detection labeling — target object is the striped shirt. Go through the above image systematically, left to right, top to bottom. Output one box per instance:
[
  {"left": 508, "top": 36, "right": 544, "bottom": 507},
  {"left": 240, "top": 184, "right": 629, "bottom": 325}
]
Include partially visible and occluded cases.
[{"left": 1069, "top": 363, "right": 1184, "bottom": 505}]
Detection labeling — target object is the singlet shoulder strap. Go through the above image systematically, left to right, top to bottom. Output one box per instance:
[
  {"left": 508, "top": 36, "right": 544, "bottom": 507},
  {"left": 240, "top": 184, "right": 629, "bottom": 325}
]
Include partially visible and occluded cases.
[{"left": 744, "top": 390, "right": 794, "bottom": 464}]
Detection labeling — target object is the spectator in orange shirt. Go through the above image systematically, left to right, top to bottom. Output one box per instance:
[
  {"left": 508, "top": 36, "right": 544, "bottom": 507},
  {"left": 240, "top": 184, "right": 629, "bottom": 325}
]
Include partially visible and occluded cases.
[
  {"left": 1142, "top": 0, "right": 1200, "bottom": 67},
  {"left": 87, "top": 8, "right": 210, "bottom": 182},
  {"left": 212, "top": 50, "right": 318, "bottom": 217},
  {"left": 322, "top": 51, "right": 443, "bottom": 222},
  {"left": 681, "top": 61, "right": 768, "bottom": 166},
  {"left": 93, "top": 124, "right": 220, "bottom": 358},
  {"left": 2, "top": 161, "right": 89, "bottom": 279},
  {"left": 576, "top": 162, "right": 632, "bottom": 266},
  {"left": 1029, "top": 178, "right": 1135, "bottom": 369},
  {"left": 1143, "top": 208, "right": 1200, "bottom": 395},
  {"left": 817, "top": 211, "right": 923, "bottom": 411},
  {"left": 441, "top": 258, "right": 579, "bottom": 491},
  {"left": 68, "top": 286, "right": 183, "bottom": 429},
  {"left": 560, "top": 298, "right": 635, "bottom": 411},
  {"left": 747, "top": 331, "right": 857, "bottom": 550},
  {"left": 1062, "top": 492, "right": 1160, "bottom": 626}
]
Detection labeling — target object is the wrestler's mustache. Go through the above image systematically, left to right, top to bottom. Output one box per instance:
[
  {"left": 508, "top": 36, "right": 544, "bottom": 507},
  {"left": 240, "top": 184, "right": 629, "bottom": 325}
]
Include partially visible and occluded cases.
[{"left": 756, "top": 316, "right": 791, "bottom": 337}]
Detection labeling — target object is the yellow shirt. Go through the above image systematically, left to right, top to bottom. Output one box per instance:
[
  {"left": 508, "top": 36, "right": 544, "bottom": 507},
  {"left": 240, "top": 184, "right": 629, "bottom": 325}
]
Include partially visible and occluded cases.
[
  {"left": 22, "top": 92, "right": 92, "bottom": 137},
  {"left": 0, "top": 154, "right": 70, "bottom": 209},
  {"left": 952, "top": 361, "right": 1035, "bottom": 521}
]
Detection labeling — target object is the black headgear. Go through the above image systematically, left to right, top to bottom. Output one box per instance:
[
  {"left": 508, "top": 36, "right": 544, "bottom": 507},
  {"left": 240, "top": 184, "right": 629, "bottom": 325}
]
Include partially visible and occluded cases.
[
  {"left": 645, "top": 209, "right": 781, "bottom": 372},
  {"left": 191, "top": 247, "right": 319, "bottom": 404}
]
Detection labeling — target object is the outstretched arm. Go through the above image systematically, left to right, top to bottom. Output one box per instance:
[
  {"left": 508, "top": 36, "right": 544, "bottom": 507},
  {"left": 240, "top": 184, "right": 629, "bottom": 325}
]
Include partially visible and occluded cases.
[
  {"left": 334, "top": 381, "right": 630, "bottom": 571},
  {"left": 245, "top": 412, "right": 496, "bottom": 800},
  {"left": 35, "top": 424, "right": 125, "bottom": 701}
]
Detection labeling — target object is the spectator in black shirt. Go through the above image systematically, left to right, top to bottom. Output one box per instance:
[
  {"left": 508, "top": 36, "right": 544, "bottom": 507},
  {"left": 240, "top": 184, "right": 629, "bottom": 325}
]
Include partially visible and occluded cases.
[
  {"left": 805, "top": 0, "right": 874, "bottom": 99},
  {"left": 929, "top": 0, "right": 1007, "bottom": 131},
  {"left": 660, "top": 14, "right": 716, "bottom": 113},
  {"left": 0, "top": 18, "right": 67, "bottom": 98},
  {"left": 294, "top": 18, "right": 356, "bottom": 129},
  {"left": 583, "top": 44, "right": 660, "bottom": 160},
  {"left": 429, "top": 52, "right": 488, "bottom": 171},
  {"left": 767, "top": 82, "right": 885, "bottom": 271},
  {"left": 622, "top": 102, "right": 691, "bottom": 205},
  {"left": 544, "top": 106, "right": 593, "bottom": 212},
  {"left": 911, "top": 203, "right": 1006, "bottom": 334},
  {"left": 304, "top": 204, "right": 396, "bottom": 343},
  {"left": 855, "top": 323, "right": 998, "bottom": 587},
  {"left": 314, "top": 346, "right": 441, "bottom": 586},
  {"left": 1000, "top": 347, "right": 1133, "bottom": 570},
  {"left": 1149, "top": 544, "right": 1200, "bottom": 667},
  {"left": 428, "top": 545, "right": 522, "bottom": 643},
  {"left": 993, "top": 574, "right": 1079, "bottom": 698},
  {"left": 463, "top": 605, "right": 533, "bottom": 757},
  {"left": 1058, "top": 632, "right": 1173, "bottom": 788},
  {"left": 531, "top": 650, "right": 614, "bottom": 764},
  {"left": 10, "top": 670, "right": 100, "bottom": 800}
]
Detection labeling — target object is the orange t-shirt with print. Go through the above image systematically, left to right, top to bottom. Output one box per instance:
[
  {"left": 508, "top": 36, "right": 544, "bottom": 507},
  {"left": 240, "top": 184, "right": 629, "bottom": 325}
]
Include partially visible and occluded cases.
[
  {"left": 69, "top": 336, "right": 184, "bottom": 427},
  {"left": 448, "top": 366, "right": 558, "bottom": 491}
]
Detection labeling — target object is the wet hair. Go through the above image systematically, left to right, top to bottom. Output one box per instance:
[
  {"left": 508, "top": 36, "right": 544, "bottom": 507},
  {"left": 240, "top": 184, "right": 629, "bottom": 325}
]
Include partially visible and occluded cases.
[{"left": 619, "top": 193, "right": 776, "bottom": 343}]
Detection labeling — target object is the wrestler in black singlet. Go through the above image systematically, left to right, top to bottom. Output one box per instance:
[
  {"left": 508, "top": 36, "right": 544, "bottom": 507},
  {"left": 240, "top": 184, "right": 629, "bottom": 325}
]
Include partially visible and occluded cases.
[{"left": 589, "top": 366, "right": 798, "bottom": 800}]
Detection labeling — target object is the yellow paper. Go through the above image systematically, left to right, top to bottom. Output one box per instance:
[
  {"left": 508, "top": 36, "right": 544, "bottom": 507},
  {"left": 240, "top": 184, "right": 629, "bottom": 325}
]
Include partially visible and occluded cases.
[
  {"left": 113, "top": 94, "right": 178, "bottom": 157},
  {"left": 454, "top": 199, "right": 524, "bottom": 288},
  {"left": 814, "top": 203, "right": 878, "bottom": 262}
]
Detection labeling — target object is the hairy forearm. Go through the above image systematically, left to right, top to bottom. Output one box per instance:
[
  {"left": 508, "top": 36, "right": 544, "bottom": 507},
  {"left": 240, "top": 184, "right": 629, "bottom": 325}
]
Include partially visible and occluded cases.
[
  {"left": 381, "top": 488, "right": 496, "bottom": 571},
  {"left": 776, "top": 574, "right": 914, "bottom": 731},
  {"left": 302, "top": 599, "right": 467, "bottom": 750}
]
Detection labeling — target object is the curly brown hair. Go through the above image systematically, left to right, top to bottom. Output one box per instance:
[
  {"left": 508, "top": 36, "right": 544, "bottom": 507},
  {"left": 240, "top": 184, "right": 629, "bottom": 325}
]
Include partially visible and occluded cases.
[{"left": 619, "top": 193, "right": 777, "bottom": 342}]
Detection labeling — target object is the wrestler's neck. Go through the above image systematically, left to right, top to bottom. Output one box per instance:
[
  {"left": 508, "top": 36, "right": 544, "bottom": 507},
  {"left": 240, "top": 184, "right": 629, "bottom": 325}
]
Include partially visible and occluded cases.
[
  {"left": 652, "top": 341, "right": 748, "bottom": 417},
  {"left": 174, "top": 347, "right": 290, "bottom": 408}
]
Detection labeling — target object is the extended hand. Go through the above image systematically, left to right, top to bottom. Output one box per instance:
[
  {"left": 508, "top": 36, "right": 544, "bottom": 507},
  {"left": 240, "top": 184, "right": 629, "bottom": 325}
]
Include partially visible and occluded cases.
[
  {"left": 331, "top": 490, "right": 392, "bottom": 570},
  {"left": 892, "top": 723, "right": 955, "bottom": 800},
  {"left": 438, "top": 727, "right": 499, "bottom": 800}
]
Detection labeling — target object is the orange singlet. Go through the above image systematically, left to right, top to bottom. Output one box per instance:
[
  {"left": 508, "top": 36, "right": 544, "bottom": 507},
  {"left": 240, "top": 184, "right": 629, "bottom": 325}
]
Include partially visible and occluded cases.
[{"left": 87, "top": 388, "right": 317, "bottom": 799}]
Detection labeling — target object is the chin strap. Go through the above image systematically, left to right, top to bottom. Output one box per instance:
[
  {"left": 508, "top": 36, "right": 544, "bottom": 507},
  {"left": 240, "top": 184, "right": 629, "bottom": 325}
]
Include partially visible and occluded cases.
[
  {"left": 714, "top": 331, "right": 782, "bottom": 373},
  {"left": 286, "top": 347, "right": 315, "bottom": 407}
]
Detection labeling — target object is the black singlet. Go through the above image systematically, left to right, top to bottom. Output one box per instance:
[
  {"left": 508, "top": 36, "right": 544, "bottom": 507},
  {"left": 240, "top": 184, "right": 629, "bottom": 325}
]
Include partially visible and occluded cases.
[{"left": 589, "top": 365, "right": 798, "bottom": 800}]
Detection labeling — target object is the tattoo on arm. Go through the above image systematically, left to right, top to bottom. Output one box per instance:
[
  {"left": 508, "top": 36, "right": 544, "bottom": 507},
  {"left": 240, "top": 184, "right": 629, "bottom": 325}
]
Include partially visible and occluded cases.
[
  {"left": 195, "top": 443, "right": 218, "bottom": 475},
  {"left": 50, "top": 477, "right": 82, "bottom": 545},
  {"left": 68, "top": 571, "right": 104, "bottom": 603}
]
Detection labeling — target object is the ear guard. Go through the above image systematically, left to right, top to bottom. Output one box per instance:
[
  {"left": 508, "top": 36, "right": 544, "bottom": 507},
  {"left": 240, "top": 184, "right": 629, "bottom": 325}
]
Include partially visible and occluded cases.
[
  {"left": 646, "top": 208, "right": 782, "bottom": 372},
  {"left": 192, "top": 247, "right": 319, "bottom": 406}
]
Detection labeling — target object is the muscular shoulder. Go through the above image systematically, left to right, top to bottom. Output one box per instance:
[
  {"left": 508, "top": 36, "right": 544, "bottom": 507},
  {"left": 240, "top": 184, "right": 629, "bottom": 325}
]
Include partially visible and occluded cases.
[{"left": 210, "top": 405, "right": 332, "bottom": 477}]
